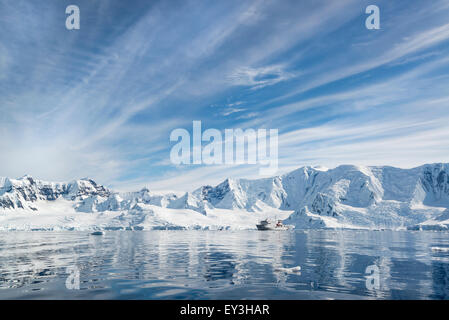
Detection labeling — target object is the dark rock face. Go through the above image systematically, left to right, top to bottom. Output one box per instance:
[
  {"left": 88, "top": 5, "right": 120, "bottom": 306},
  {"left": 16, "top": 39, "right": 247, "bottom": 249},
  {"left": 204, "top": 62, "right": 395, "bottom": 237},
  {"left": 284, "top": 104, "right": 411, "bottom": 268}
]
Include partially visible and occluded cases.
[
  {"left": 421, "top": 165, "right": 449, "bottom": 204},
  {"left": 200, "top": 179, "right": 231, "bottom": 206},
  {"left": 15, "top": 186, "right": 38, "bottom": 202},
  {"left": 40, "top": 186, "right": 62, "bottom": 201},
  {"left": 311, "top": 193, "right": 338, "bottom": 217},
  {"left": 0, "top": 198, "right": 15, "bottom": 209}
]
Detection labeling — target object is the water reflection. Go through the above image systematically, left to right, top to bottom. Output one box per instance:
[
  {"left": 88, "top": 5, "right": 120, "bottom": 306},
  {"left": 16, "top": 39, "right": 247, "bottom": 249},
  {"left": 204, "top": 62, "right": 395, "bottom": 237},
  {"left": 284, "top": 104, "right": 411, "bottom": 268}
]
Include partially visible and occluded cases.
[{"left": 0, "top": 230, "right": 448, "bottom": 299}]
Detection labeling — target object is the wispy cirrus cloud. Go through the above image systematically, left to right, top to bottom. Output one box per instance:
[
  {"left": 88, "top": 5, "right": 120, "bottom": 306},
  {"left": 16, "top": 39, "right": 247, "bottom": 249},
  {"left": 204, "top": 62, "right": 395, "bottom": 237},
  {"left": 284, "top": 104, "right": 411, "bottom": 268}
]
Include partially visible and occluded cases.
[
  {"left": 1, "top": 0, "right": 449, "bottom": 192},
  {"left": 228, "top": 64, "right": 296, "bottom": 89},
  {"left": 221, "top": 108, "right": 246, "bottom": 116}
]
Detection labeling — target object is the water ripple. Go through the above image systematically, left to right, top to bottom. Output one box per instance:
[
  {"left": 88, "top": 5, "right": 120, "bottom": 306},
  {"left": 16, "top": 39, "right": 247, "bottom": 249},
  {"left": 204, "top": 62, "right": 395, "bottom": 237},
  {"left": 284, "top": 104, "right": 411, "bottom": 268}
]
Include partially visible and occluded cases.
[{"left": 0, "top": 230, "right": 448, "bottom": 299}]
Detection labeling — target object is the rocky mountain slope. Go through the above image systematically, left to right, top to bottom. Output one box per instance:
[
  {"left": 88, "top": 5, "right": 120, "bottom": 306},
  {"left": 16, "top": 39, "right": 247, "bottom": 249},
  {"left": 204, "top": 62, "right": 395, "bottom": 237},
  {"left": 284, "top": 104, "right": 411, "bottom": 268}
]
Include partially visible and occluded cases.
[{"left": 1, "top": 163, "right": 449, "bottom": 231}]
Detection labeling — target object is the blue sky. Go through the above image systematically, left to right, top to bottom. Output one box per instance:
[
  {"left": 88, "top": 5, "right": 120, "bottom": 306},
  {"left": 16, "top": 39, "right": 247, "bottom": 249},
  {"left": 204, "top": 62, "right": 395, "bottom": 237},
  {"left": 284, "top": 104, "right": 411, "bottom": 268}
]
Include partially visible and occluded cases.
[{"left": 1, "top": 0, "right": 449, "bottom": 191}]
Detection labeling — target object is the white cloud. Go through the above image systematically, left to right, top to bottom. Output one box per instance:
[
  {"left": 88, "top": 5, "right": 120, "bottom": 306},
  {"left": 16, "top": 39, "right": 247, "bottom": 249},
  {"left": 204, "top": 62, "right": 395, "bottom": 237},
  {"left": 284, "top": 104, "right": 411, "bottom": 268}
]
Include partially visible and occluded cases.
[
  {"left": 2, "top": 0, "right": 449, "bottom": 193},
  {"left": 228, "top": 65, "right": 295, "bottom": 89},
  {"left": 221, "top": 108, "right": 246, "bottom": 116}
]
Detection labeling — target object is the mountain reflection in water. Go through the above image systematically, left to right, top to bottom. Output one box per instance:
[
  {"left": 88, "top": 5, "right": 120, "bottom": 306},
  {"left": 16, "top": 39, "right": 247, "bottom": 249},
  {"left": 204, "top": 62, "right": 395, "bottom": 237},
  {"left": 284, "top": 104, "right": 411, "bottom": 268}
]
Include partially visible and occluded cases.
[{"left": 0, "top": 230, "right": 449, "bottom": 299}]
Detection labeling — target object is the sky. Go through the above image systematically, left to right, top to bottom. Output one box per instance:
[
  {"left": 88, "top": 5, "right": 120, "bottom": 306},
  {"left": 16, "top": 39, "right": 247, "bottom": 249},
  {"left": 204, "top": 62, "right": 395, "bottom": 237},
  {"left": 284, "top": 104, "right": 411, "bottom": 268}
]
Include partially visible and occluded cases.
[{"left": 1, "top": 0, "right": 449, "bottom": 192}]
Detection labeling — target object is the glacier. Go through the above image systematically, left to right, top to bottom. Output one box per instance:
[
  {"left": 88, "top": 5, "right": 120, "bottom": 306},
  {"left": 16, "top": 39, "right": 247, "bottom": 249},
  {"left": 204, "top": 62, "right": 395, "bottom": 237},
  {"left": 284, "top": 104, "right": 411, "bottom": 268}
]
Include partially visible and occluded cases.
[{"left": 1, "top": 163, "right": 449, "bottom": 231}]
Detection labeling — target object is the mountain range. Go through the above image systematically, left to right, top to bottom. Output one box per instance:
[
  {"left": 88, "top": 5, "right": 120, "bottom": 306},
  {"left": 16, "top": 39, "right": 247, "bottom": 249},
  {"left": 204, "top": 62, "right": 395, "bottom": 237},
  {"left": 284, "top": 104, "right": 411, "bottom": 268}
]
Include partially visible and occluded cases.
[{"left": 1, "top": 163, "right": 449, "bottom": 231}]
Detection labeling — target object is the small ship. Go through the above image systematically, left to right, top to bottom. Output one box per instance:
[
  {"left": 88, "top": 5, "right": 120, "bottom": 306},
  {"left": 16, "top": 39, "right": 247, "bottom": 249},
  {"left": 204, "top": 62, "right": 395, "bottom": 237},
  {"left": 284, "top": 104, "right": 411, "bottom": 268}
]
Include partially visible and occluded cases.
[{"left": 256, "top": 219, "right": 293, "bottom": 231}]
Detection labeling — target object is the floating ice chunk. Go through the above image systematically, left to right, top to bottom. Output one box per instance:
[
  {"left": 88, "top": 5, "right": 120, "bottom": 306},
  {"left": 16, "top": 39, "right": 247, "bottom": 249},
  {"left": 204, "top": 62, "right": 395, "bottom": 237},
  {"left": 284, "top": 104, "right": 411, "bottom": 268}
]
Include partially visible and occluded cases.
[{"left": 274, "top": 266, "right": 301, "bottom": 274}]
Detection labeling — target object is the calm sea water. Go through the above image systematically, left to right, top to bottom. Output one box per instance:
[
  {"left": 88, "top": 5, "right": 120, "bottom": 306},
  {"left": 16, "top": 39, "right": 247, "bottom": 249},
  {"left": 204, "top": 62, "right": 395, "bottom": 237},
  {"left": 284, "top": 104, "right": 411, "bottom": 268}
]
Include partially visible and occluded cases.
[{"left": 0, "top": 230, "right": 449, "bottom": 300}]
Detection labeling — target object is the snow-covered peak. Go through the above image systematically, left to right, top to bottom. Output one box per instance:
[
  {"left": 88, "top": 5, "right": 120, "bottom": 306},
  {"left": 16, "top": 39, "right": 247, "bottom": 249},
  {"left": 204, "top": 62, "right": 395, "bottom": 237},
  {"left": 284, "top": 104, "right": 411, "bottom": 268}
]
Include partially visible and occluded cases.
[
  {"left": 2, "top": 163, "right": 449, "bottom": 230},
  {"left": 311, "top": 165, "right": 329, "bottom": 172},
  {"left": 0, "top": 176, "right": 110, "bottom": 210},
  {"left": 0, "top": 177, "right": 12, "bottom": 190},
  {"left": 66, "top": 178, "right": 109, "bottom": 197}
]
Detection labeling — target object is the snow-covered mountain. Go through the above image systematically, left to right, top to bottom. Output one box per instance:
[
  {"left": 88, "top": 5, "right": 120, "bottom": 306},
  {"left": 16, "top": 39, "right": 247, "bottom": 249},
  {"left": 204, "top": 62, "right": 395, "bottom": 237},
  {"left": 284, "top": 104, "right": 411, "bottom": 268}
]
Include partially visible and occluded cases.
[{"left": 1, "top": 163, "right": 449, "bottom": 231}]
